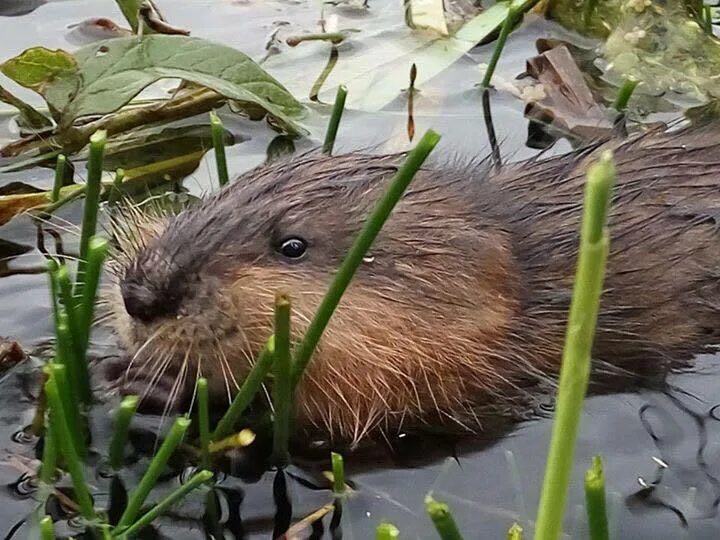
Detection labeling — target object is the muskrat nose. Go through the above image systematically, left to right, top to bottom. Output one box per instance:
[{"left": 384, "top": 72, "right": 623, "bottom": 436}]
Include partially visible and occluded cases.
[{"left": 121, "top": 281, "right": 180, "bottom": 323}]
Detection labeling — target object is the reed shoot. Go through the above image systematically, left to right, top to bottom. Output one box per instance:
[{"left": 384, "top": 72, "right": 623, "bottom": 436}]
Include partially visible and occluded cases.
[
  {"left": 481, "top": 3, "right": 523, "bottom": 89},
  {"left": 611, "top": 79, "right": 639, "bottom": 113},
  {"left": 323, "top": 85, "right": 348, "bottom": 155},
  {"left": 210, "top": 111, "right": 229, "bottom": 187},
  {"left": 290, "top": 128, "right": 441, "bottom": 389},
  {"left": 76, "top": 130, "right": 106, "bottom": 302},
  {"left": 533, "top": 151, "right": 615, "bottom": 540},
  {"left": 51, "top": 154, "right": 66, "bottom": 203},
  {"left": 108, "top": 168, "right": 125, "bottom": 206},
  {"left": 79, "top": 237, "right": 108, "bottom": 350},
  {"left": 272, "top": 292, "right": 292, "bottom": 465},
  {"left": 212, "top": 337, "right": 274, "bottom": 440},
  {"left": 47, "top": 363, "right": 86, "bottom": 460},
  {"left": 44, "top": 373, "right": 96, "bottom": 520},
  {"left": 197, "top": 378, "right": 211, "bottom": 470},
  {"left": 109, "top": 395, "right": 139, "bottom": 470},
  {"left": 40, "top": 416, "right": 57, "bottom": 484},
  {"left": 115, "top": 416, "right": 191, "bottom": 530},
  {"left": 208, "top": 429, "right": 256, "bottom": 454},
  {"left": 331, "top": 451, "right": 346, "bottom": 495},
  {"left": 584, "top": 455, "right": 609, "bottom": 540},
  {"left": 116, "top": 469, "right": 213, "bottom": 537},
  {"left": 425, "top": 495, "right": 464, "bottom": 540},
  {"left": 40, "top": 516, "right": 55, "bottom": 540},
  {"left": 376, "top": 522, "right": 400, "bottom": 539},
  {"left": 507, "top": 523, "right": 523, "bottom": 540}
]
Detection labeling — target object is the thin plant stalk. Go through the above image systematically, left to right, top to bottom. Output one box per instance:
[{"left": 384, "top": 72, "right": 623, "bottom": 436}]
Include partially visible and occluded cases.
[
  {"left": 481, "top": 4, "right": 522, "bottom": 89},
  {"left": 703, "top": 4, "right": 713, "bottom": 34},
  {"left": 611, "top": 79, "right": 639, "bottom": 112},
  {"left": 322, "top": 85, "right": 348, "bottom": 155},
  {"left": 210, "top": 111, "right": 229, "bottom": 187},
  {"left": 290, "top": 129, "right": 441, "bottom": 389},
  {"left": 76, "top": 130, "right": 107, "bottom": 302},
  {"left": 533, "top": 151, "right": 615, "bottom": 540},
  {"left": 51, "top": 154, "right": 66, "bottom": 203},
  {"left": 108, "top": 168, "right": 125, "bottom": 206},
  {"left": 78, "top": 237, "right": 109, "bottom": 349},
  {"left": 55, "top": 266, "right": 92, "bottom": 405},
  {"left": 272, "top": 292, "right": 292, "bottom": 464},
  {"left": 211, "top": 338, "right": 274, "bottom": 440},
  {"left": 47, "top": 362, "right": 86, "bottom": 459},
  {"left": 44, "top": 375, "right": 95, "bottom": 520},
  {"left": 197, "top": 378, "right": 211, "bottom": 470},
  {"left": 109, "top": 395, "right": 139, "bottom": 470},
  {"left": 40, "top": 415, "right": 57, "bottom": 484},
  {"left": 115, "top": 416, "right": 191, "bottom": 530},
  {"left": 208, "top": 429, "right": 256, "bottom": 454},
  {"left": 331, "top": 452, "right": 345, "bottom": 495},
  {"left": 584, "top": 455, "right": 609, "bottom": 540},
  {"left": 116, "top": 470, "right": 213, "bottom": 538},
  {"left": 425, "top": 495, "right": 464, "bottom": 540},
  {"left": 40, "top": 516, "right": 55, "bottom": 540},
  {"left": 376, "top": 522, "right": 400, "bottom": 540},
  {"left": 507, "top": 523, "right": 523, "bottom": 540}
]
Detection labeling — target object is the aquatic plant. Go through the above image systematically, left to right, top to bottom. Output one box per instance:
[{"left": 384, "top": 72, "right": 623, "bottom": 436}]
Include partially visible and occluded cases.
[
  {"left": 323, "top": 85, "right": 348, "bottom": 155},
  {"left": 534, "top": 151, "right": 615, "bottom": 540},
  {"left": 585, "top": 455, "right": 610, "bottom": 540},
  {"left": 425, "top": 494, "right": 464, "bottom": 540}
]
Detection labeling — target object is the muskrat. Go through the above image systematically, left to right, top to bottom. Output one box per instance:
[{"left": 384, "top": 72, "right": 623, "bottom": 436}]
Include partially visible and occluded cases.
[{"left": 102, "top": 123, "right": 720, "bottom": 446}]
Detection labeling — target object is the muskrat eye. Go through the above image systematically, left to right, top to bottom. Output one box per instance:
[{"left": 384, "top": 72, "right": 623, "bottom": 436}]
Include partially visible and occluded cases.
[{"left": 277, "top": 237, "right": 307, "bottom": 260}]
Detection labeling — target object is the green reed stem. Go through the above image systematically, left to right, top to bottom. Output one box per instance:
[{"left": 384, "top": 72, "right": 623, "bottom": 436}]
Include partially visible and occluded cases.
[
  {"left": 481, "top": 3, "right": 524, "bottom": 89},
  {"left": 611, "top": 78, "right": 639, "bottom": 113},
  {"left": 322, "top": 85, "right": 348, "bottom": 155},
  {"left": 210, "top": 111, "right": 229, "bottom": 187},
  {"left": 290, "top": 129, "right": 441, "bottom": 389},
  {"left": 76, "top": 130, "right": 106, "bottom": 302},
  {"left": 533, "top": 151, "right": 615, "bottom": 540},
  {"left": 51, "top": 154, "right": 66, "bottom": 203},
  {"left": 108, "top": 168, "right": 125, "bottom": 207},
  {"left": 78, "top": 236, "right": 108, "bottom": 349},
  {"left": 47, "top": 259, "right": 60, "bottom": 330},
  {"left": 55, "top": 265, "right": 92, "bottom": 405},
  {"left": 272, "top": 293, "right": 292, "bottom": 465},
  {"left": 212, "top": 337, "right": 274, "bottom": 441},
  {"left": 48, "top": 362, "right": 86, "bottom": 459},
  {"left": 44, "top": 374, "right": 95, "bottom": 521},
  {"left": 197, "top": 378, "right": 211, "bottom": 470},
  {"left": 109, "top": 395, "right": 139, "bottom": 470},
  {"left": 40, "top": 413, "right": 57, "bottom": 485},
  {"left": 115, "top": 416, "right": 191, "bottom": 530},
  {"left": 208, "top": 429, "right": 255, "bottom": 453},
  {"left": 331, "top": 451, "right": 345, "bottom": 495},
  {"left": 584, "top": 455, "right": 609, "bottom": 540},
  {"left": 115, "top": 469, "right": 213, "bottom": 538},
  {"left": 425, "top": 495, "right": 464, "bottom": 540},
  {"left": 40, "top": 516, "right": 55, "bottom": 540},
  {"left": 376, "top": 522, "right": 400, "bottom": 540},
  {"left": 507, "top": 523, "right": 523, "bottom": 540}
]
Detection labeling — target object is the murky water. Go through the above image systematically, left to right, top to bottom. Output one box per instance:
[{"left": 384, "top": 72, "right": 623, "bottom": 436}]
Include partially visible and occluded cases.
[{"left": 1, "top": 0, "right": 720, "bottom": 538}]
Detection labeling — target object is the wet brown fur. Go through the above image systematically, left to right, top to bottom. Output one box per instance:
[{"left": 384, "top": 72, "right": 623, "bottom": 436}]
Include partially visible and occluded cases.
[{"left": 102, "top": 124, "right": 720, "bottom": 446}]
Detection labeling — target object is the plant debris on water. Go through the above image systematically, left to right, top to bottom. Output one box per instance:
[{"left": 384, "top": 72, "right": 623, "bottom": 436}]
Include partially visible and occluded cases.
[{"left": 1, "top": 0, "right": 720, "bottom": 538}]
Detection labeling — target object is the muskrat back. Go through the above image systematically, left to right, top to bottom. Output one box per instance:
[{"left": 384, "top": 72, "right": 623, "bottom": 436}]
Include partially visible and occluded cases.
[{"left": 104, "top": 123, "right": 720, "bottom": 445}]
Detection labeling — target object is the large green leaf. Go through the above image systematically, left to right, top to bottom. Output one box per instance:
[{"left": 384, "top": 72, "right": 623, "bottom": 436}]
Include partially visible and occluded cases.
[
  {"left": 42, "top": 35, "right": 304, "bottom": 132},
  {"left": 0, "top": 47, "right": 76, "bottom": 92}
]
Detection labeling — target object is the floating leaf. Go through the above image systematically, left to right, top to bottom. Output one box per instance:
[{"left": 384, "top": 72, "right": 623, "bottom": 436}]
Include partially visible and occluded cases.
[
  {"left": 38, "top": 35, "right": 303, "bottom": 133},
  {"left": 0, "top": 47, "right": 77, "bottom": 93}
]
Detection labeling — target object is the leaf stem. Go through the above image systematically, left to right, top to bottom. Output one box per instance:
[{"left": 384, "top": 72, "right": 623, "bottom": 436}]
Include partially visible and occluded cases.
[
  {"left": 611, "top": 78, "right": 639, "bottom": 113},
  {"left": 290, "top": 129, "right": 440, "bottom": 389}
]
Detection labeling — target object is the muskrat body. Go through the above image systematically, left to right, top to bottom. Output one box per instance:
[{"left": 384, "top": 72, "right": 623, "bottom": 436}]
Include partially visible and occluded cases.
[{"left": 104, "top": 124, "right": 720, "bottom": 445}]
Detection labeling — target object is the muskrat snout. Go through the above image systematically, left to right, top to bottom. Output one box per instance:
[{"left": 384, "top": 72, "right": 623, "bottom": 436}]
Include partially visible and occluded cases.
[{"left": 121, "top": 271, "right": 182, "bottom": 323}]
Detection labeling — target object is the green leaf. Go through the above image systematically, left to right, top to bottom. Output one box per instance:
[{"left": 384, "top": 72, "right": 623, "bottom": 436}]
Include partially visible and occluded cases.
[
  {"left": 115, "top": 0, "right": 141, "bottom": 32},
  {"left": 41, "top": 35, "right": 304, "bottom": 133},
  {"left": 0, "top": 47, "right": 77, "bottom": 92},
  {"left": 0, "top": 84, "right": 53, "bottom": 130}
]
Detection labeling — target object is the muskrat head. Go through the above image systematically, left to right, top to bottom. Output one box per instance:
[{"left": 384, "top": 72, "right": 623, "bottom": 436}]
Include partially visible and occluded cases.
[{"left": 104, "top": 152, "right": 523, "bottom": 444}]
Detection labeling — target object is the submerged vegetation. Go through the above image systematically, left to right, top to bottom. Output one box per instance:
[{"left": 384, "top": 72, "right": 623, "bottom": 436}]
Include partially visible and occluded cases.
[{"left": 0, "top": 0, "right": 718, "bottom": 537}]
